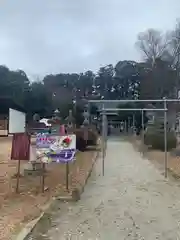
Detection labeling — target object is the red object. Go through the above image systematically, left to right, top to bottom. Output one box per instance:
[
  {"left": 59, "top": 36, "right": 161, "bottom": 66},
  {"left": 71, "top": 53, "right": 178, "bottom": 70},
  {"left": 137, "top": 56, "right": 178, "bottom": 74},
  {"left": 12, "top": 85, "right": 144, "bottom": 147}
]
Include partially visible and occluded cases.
[
  {"left": 11, "top": 133, "right": 31, "bottom": 160},
  {"left": 63, "top": 137, "right": 71, "bottom": 144}
]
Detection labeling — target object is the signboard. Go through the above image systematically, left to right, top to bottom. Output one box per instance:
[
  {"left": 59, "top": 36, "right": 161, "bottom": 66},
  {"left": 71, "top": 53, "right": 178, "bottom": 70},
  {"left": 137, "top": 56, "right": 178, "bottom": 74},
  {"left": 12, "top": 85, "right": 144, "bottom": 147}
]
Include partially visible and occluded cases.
[
  {"left": 9, "top": 108, "right": 26, "bottom": 133},
  {"left": 11, "top": 133, "right": 30, "bottom": 160},
  {"left": 36, "top": 134, "right": 76, "bottom": 163}
]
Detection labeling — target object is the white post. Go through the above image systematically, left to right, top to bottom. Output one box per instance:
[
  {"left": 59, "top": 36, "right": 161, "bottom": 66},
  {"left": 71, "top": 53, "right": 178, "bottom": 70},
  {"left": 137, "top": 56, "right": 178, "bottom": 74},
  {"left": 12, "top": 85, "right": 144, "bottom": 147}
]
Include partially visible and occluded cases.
[
  {"left": 164, "top": 99, "right": 168, "bottom": 178},
  {"left": 102, "top": 105, "right": 106, "bottom": 176},
  {"left": 141, "top": 110, "right": 144, "bottom": 154},
  {"left": 133, "top": 114, "right": 135, "bottom": 133},
  {"left": 128, "top": 117, "right": 130, "bottom": 134}
]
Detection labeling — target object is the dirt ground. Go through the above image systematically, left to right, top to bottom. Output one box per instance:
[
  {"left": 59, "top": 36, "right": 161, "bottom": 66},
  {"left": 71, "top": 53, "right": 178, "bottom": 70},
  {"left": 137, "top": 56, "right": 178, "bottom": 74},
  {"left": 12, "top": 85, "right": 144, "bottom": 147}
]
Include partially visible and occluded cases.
[
  {"left": 132, "top": 136, "right": 180, "bottom": 178},
  {"left": 0, "top": 137, "right": 98, "bottom": 240},
  {"left": 27, "top": 139, "right": 180, "bottom": 240}
]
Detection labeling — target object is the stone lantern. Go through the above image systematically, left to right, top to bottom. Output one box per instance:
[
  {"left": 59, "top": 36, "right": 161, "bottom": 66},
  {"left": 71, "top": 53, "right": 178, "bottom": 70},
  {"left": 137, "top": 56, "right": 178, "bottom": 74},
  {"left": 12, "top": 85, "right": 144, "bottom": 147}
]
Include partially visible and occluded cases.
[
  {"left": 48, "top": 109, "right": 61, "bottom": 135},
  {"left": 83, "top": 110, "right": 90, "bottom": 126}
]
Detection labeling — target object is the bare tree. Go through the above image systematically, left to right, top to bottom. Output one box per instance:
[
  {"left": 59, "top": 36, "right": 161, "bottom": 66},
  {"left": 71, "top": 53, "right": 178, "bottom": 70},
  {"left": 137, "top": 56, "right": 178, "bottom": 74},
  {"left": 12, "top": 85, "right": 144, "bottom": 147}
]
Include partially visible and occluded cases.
[
  {"left": 168, "top": 20, "right": 180, "bottom": 69},
  {"left": 136, "top": 28, "right": 178, "bottom": 100},
  {"left": 136, "top": 29, "right": 169, "bottom": 65}
]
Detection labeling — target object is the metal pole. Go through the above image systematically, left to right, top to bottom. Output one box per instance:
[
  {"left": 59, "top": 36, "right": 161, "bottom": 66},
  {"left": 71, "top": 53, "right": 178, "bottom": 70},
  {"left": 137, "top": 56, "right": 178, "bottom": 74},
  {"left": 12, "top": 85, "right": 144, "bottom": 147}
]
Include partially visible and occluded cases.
[
  {"left": 89, "top": 99, "right": 180, "bottom": 103},
  {"left": 164, "top": 99, "right": 168, "bottom": 178},
  {"left": 73, "top": 100, "right": 76, "bottom": 128},
  {"left": 102, "top": 105, "right": 105, "bottom": 176},
  {"left": 102, "top": 108, "right": 167, "bottom": 111},
  {"left": 141, "top": 110, "right": 144, "bottom": 155},
  {"left": 105, "top": 114, "right": 108, "bottom": 152},
  {"left": 133, "top": 114, "right": 135, "bottom": 133},
  {"left": 102, "top": 117, "right": 105, "bottom": 176},
  {"left": 128, "top": 117, "right": 130, "bottom": 134}
]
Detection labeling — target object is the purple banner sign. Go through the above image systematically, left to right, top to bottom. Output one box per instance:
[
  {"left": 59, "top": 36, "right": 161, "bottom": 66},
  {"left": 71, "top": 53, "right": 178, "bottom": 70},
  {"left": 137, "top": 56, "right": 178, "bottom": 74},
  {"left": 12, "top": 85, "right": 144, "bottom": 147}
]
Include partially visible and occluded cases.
[{"left": 36, "top": 133, "right": 76, "bottom": 163}]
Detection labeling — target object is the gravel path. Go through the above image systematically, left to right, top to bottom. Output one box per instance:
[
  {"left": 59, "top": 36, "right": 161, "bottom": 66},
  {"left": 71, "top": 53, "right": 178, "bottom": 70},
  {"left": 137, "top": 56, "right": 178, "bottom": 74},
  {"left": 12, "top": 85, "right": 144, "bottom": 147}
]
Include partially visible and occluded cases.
[{"left": 28, "top": 139, "right": 180, "bottom": 240}]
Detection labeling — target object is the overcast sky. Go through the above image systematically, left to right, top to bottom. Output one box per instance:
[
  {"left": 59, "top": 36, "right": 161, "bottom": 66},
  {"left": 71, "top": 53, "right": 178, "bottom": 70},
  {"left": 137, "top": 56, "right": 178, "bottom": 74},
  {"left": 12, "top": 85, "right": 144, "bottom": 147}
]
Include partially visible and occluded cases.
[{"left": 0, "top": 0, "right": 179, "bottom": 79}]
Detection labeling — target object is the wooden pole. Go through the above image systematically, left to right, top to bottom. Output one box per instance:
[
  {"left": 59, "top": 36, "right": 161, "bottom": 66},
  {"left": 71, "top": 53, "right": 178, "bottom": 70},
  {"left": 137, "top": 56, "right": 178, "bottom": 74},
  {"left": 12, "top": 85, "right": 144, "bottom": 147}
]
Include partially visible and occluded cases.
[
  {"left": 16, "top": 159, "right": 21, "bottom": 193},
  {"left": 66, "top": 162, "right": 69, "bottom": 191},
  {"left": 42, "top": 163, "right": 45, "bottom": 193}
]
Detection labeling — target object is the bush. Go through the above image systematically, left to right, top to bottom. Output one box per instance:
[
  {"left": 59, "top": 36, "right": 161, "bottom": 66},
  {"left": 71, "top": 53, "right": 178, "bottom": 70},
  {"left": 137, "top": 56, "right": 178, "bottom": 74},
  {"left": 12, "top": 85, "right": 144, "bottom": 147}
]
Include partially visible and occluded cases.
[
  {"left": 144, "top": 121, "right": 165, "bottom": 146},
  {"left": 144, "top": 123, "right": 177, "bottom": 151},
  {"left": 144, "top": 125, "right": 156, "bottom": 146},
  {"left": 74, "top": 128, "right": 98, "bottom": 150},
  {"left": 74, "top": 128, "right": 84, "bottom": 139},
  {"left": 74, "top": 129, "right": 87, "bottom": 151},
  {"left": 87, "top": 129, "right": 98, "bottom": 146},
  {"left": 151, "top": 131, "right": 176, "bottom": 151},
  {"left": 76, "top": 136, "right": 86, "bottom": 151}
]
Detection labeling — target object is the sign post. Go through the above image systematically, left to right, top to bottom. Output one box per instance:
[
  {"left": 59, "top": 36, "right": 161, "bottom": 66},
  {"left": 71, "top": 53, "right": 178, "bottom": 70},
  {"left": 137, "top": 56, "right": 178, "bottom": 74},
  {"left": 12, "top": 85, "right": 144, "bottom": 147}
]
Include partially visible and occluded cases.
[
  {"left": 11, "top": 133, "right": 31, "bottom": 193},
  {"left": 36, "top": 134, "right": 76, "bottom": 192},
  {"left": 16, "top": 158, "right": 21, "bottom": 193},
  {"left": 66, "top": 162, "right": 69, "bottom": 190},
  {"left": 41, "top": 163, "right": 46, "bottom": 193}
]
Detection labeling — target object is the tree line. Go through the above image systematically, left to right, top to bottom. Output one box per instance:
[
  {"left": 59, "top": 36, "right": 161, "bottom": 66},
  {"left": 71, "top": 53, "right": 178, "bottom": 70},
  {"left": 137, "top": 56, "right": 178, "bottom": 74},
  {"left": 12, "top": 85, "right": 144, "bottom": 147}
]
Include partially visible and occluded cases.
[{"left": 1, "top": 20, "right": 180, "bottom": 121}]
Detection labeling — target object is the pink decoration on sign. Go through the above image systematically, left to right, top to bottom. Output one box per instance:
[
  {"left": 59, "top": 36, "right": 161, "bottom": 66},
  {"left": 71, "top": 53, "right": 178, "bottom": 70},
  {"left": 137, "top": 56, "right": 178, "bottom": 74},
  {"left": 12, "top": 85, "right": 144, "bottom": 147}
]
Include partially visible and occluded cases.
[{"left": 60, "top": 125, "right": 65, "bottom": 135}]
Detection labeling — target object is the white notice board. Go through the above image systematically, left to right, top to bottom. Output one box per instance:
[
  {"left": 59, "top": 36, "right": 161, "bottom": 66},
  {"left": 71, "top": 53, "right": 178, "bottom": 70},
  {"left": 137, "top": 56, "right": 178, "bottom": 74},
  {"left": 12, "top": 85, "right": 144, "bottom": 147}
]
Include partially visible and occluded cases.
[{"left": 9, "top": 108, "right": 26, "bottom": 133}]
